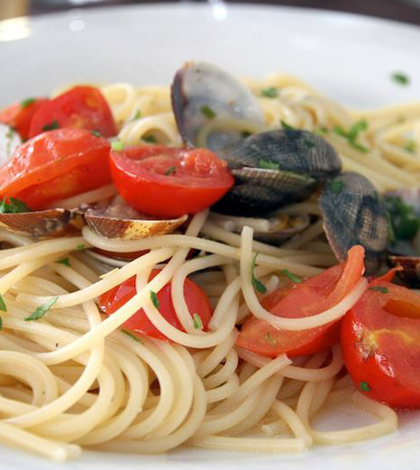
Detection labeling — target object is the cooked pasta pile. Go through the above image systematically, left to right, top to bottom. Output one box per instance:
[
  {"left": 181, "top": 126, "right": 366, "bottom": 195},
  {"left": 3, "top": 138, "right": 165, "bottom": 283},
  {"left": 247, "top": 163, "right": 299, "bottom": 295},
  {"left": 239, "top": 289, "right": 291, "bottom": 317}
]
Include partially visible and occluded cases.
[{"left": 0, "top": 74, "right": 419, "bottom": 461}]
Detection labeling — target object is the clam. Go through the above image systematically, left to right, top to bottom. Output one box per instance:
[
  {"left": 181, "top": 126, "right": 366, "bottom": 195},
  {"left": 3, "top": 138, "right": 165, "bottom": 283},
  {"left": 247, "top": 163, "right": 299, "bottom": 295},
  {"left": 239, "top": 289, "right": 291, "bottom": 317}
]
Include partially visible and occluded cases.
[
  {"left": 171, "top": 60, "right": 265, "bottom": 150},
  {"left": 0, "top": 123, "right": 21, "bottom": 165},
  {"left": 213, "top": 129, "right": 341, "bottom": 215},
  {"left": 319, "top": 172, "right": 388, "bottom": 273},
  {"left": 83, "top": 196, "right": 188, "bottom": 240},
  {"left": 388, "top": 256, "right": 420, "bottom": 287}
]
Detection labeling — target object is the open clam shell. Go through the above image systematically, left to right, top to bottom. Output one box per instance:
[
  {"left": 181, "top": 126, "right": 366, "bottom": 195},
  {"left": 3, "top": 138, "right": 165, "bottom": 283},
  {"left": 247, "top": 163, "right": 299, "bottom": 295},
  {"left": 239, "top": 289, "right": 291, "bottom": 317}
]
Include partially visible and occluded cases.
[
  {"left": 319, "top": 172, "right": 388, "bottom": 274},
  {"left": 0, "top": 208, "right": 83, "bottom": 238},
  {"left": 388, "top": 256, "right": 420, "bottom": 287}
]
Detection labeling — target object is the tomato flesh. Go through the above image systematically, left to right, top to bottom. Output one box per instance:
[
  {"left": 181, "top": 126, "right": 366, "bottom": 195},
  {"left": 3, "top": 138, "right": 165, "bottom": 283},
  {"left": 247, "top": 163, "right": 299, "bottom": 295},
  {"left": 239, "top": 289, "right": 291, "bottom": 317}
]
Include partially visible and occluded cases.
[
  {"left": 29, "top": 86, "right": 117, "bottom": 138},
  {"left": 0, "top": 98, "right": 48, "bottom": 140},
  {"left": 0, "top": 128, "right": 112, "bottom": 209},
  {"left": 110, "top": 146, "right": 234, "bottom": 218},
  {"left": 236, "top": 245, "right": 365, "bottom": 358},
  {"left": 99, "top": 269, "right": 213, "bottom": 341},
  {"left": 341, "top": 282, "right": 420, "bottom": 408}
]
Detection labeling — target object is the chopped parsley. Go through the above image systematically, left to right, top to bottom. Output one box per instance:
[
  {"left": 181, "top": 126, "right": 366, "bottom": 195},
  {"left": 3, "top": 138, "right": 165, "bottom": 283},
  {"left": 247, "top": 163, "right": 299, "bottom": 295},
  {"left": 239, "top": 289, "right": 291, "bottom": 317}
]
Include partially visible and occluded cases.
[
  {"left": 391, "top": 72, "right": 410, "bottom": 86},
  {"left": 261, "top": 87, "right": 279, "bottom": 98},
  {"left": 20, "top": 97, "right": 36, "bottom": 108},
  {"left": 201, "top": 105, "right": 216, "bottom": 119},
  {"left": 131, "top": 109, "right": 142, "bottom": 121},
  {"left": 42, "top": 120, "right": 60, "bottom": 132},
  {"left": 280, "top": 120, "right": 295, "bottom": 130},
  {"left": 333, "top": 120, "right": 369, "bottom": 153},
  {"left": 316, "top": 126, "right": 329, "bottom": 135},
  {"left": 91, "top": 130, "right": 102, "bottom": 137},
  {"left": 241, "top": 130, "right": 252, "bottom": 138},
  {"left": 142, "top": 135, "right": 157, "bottom": 144},
  {"left": 303, "top": 138, "right": 316, "bottom": 149},
  {"left": 111, "top": 140, "right": 124, "bottom": 151},
  {"left": 404, "top": 140, "right": 416, "bottom": 153},
  {"left": 258, "top": 159, "right": 280, "bottom": 171},
  {"left": 164, "top": 166, "right": 176, "bottom": 176},
  {"left": 327, "top": 180, "right": 345, "bottom": 194},
  {"left": 385, "top": 195, "right": 420, "bottom": 240},
  {"left": 0, "top": 197, "right": 30, "bottom": 214},
  {"left": 76, "top": 244, "right": 86, "bottom": 251},
  {"left": 251, "top": 253, "right": 267, "bottom": 294},
  {"left": 56, "top": 257, "right": 71, "bottom": 267},
  {"left": 281, "top": 269, "right": 302, "bottom": 284},
  {"left": 369, "top": 286, "right": 389, "bottom": 294},
  {"left": 150, "top": 291, "right": 160, "bottom": 309},
  {"left": 0, "top": 293, "right": 7, "bottom": 312},
  {"left": 24, "top": 297, "right": 58, "bottom": 321},
  {"left": 193, "top": 313, "right": 203, "bottom": 330},
  {"left": 122, "top": 329, "right": 142, "bottom": 343},
  {"left": 265, "top": 331, "right": 277, "bottom": 344},
  {"left": 359, "top": 381, "right": 371, "bottom": 392}
]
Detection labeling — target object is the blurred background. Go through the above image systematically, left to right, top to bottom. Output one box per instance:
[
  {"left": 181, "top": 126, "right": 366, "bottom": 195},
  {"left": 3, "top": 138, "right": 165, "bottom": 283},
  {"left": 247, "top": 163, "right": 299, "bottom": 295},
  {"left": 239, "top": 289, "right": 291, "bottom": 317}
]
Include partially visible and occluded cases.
[{"left": 0, "top": 0, "right": 419, "bottom": 24}]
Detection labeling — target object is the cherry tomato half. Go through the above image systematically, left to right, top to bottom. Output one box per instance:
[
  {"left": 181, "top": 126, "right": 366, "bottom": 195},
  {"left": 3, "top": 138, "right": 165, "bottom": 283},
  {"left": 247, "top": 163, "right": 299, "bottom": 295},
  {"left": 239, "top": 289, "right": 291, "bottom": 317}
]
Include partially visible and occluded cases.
[
  {"left": 29, "top": 86, "right": 117, "bottom": 138},
  {"left": 0, "top": 98, "right": 49, "bottom": 140},
  {"left": 0, "top": 128, "right": 112, "bottom": 209},
  {"left": 110, "top": 145, "right": 234, "bottom": 218},
  {"left": 236, "top": 245, "right": 365, "bottom": 358},
  {"left": 99, "top": 269, "right": 213, "bottom": 341},
  {"left": 341, "top": 281, "right": 420, "bottom": 408}
]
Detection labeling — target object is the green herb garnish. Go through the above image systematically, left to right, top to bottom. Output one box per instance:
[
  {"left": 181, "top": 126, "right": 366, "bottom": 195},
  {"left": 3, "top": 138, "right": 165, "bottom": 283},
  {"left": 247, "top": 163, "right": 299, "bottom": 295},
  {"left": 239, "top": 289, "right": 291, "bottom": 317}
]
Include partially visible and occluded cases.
[
  {"left": 391, "top": 72, "right": 410, "bottom": 86},
  {"left": 261, "top": 87, "right": 279, "bottom": 98},
  {"left": 20, "top": 97, "right": 36, "bottom": 108},
  {"left": 201, "top": 105, "right": 216, "bottom": 119},
  {"left": 132, "top": 110, "right": 142, "bottom": 121},
  {"left": 42, "top": 120, "right": 60, "bottom": 132},
  {"left": 280, "top": 120, "right": 295, "bottom": 130},
  {"left": 333, "top": 120, "right": 369, "bottom": 153},
  {"left": 315, "top": 126, "right": 328, "bottom": 135},
  {"left": 91, "top": 130, "right": 102, "bottom": 137},
  {"left": 241, "top": 130, "right": 252, "bottom": 138},
  {"left": 142, "top": 135, "right": 157, "bottom": 144},
  {"left": 303, "top": 139, "right": 316, "bottom": 149},
  {"left": 111, "top": 140, "right": 124, "bottom": 151},
  {"left": 404, "top": 140, "right": 416, "bottom": 153},
  {"left": 258, "top": 159, "right": 280, "bottom": 171},
  {"left": 164, "top": 166, "right": 176, "bottom": 176},
  {"left": 327, "top": 180, "right": 345, "bottom": 194},
  {"left": 385, "top": 195, "right": 420, "bottom": 240},
  {"left": 0, "top": 197, "right": 30, "bottom": 214},
  {"left": 76, "top": 244, "right": 86, "bottom": 251},
  {"left": 251, "top": 253, "right": 267, "bottom": 294},
  {"left": 56, "top": 257, "right": 71, "bottom": 267},
  {"left": 281, "top": 269, "right": 302, "bottom": 284},
  {"left": 369, "top": 286, "right": 389, "bottom": 294},
  {"left": 150, "top": 291, "right": 160, "bottom": 309},
  {"left": 0, "top": 293, "right": 7, "bottom": 312},
  {"left": 24, "top": 297, "right": 58, "bottom": 321},
  {"left": 193, "top": 313, "right": 203, "bottom": 330},
  {"left": 122, "top": 329, "right": 142, "bottom": 343},
  {"left": 265, "top": 331, "right": 277, "bottom": 344},
  {"left": 359, "top": 381, "right": 371, "bottom": 392}
]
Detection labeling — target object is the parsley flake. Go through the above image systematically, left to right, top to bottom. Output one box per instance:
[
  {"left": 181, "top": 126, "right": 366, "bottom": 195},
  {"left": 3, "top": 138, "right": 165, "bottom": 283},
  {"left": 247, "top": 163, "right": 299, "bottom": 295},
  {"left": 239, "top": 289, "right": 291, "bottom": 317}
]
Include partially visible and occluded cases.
[
  {"left": 391, "top": 72, "right": 410, "bottom": 86},
  {"left": 261, "top": 87, "right": 279, "bottom": 98},
  {"left": 20, "top": 97, "right": 36, "bottom": 108},
  {"left": 201, "top": 105, "right": 216, "bottom": 119},
  {"left": 131, "top": 110, "right": 142, "bottom": 121},
  {"left": 42, "top": 120, "right": 60, "bottom": 132},
  {"left": 280, "top": 120, "right": 295, "bottom": 130},
  {"left": 333, "top": 120, "right": 369, "bottom": 153},
  {"left": 316, "top": 126, "right": 329, "bottom": 135},
  {"left": 91, "top": 130, "right": 102, "bottom": 137},
  {"left": 241, "top": 131, "right": 252, "bottom": 138},
  {"left": 142, "top": 135, "right": 157, "bottom": 144},
  {"left": 303, "top": 139, "right": 316, "bottom": 149},
  {"left": 111, "top": 140, "right": 124, "bottom": 151},
  {"left": 404, "top": 140, "right": 416, "bottom": 153},
  {"left": 258, "top": 159, "right": 280, "bottom": 171},
  {"left": 164, "top": 166, "right": 176, "bottom": 176},
  {"left": 327, "top": 180, "right": 345, "bottom": 194},
  {"left": 385, "top": 195, "right": 420, "bottom": 240},
  {"left": 0, "top": 197, "right": 30, "bottom": 214},
  {"left": 76, "top": 244, "right": 86, "bottom": 251},
  {"left": 251, "top": 253, "right": 267, "bottom": 294},
  {"left": 56, "top": 257, "right": 71, "bottom": 267},
  {"left": 281, "top": 269, "right": 302, "bottom": 284},
  {"left": 369, "top": 286, "right": 389, "bottom": 294},
  {"left": 150, "top": 291, "right": 160, "bottom": 309},
  {"left": 0, "top": 293, "right": 7, "bottom": 312},
  {"left": 24, "top": 297, "right": 58, "bottom": 321},
  {"left": 193, "top": 313, "right": 203, "bottom": 330},
  {"left": 122, "top": 329, "right": 142, "bottom": 343},
  {"left": 265, "top": 331, "right": 277, "bottom": 344},
  {"left": 359, "top": 381, "right": 371, "bottom": 392}
]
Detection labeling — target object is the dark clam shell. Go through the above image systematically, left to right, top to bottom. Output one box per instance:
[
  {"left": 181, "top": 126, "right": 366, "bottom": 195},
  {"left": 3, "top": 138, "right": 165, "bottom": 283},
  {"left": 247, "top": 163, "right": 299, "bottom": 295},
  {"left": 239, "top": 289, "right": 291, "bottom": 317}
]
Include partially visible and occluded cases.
[
  {"left": 171, "top": 61, "right": 264, "bottom": 150},
  {"left": 212, "top": 167, "right": 316, "bottom": 216},
  {"left": 319, "top": 172, "right": 388, "bottom": 274},
  {"left": 0, "top": 208, "right": 82, "bottom": 238},
  {"left": 388, "top": 256, "right": 420, "bottom": 287}
]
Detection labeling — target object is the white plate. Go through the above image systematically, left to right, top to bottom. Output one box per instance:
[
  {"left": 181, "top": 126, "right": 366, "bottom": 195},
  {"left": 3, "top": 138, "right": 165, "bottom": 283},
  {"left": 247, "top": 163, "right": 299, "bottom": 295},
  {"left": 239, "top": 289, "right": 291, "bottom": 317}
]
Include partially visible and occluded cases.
[{"left": 1, "top": 3, "right": 420, "bottom": 469}]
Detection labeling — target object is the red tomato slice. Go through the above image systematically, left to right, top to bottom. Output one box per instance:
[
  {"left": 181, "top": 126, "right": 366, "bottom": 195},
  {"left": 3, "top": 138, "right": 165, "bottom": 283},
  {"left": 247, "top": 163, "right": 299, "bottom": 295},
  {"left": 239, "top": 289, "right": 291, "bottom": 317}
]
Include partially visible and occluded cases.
[
  {"left": 29, "top": 86, "right": 117, "bottom": 138},
  {"left": 0, "top": 98, "right": 49, "bottom": 140},
  {"left": 0, "top": 128, "right": 112, "bottom": 209},
  {"left": 110, "top": 145, "right": 234, "bottom": 218},
  {"left": 236, "top": 245, "right": 365, "bottom": 358},
  {"left": 99, "top": 269, "right": 213, "bottom": 341},
  {"left": 341, "top": 281, "right": 420, "bottom": 408}
]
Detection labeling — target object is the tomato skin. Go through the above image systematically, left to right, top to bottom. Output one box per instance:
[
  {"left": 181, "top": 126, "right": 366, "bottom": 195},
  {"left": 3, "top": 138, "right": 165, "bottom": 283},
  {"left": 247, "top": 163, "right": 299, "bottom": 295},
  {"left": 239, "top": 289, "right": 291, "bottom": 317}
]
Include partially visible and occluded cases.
[
  {"left": 29, "top": 86, "right": 117, "bottom": 138},
  {"left": 0, "top": 98, "right": 48, "bottom": 140},
  {"left": 0, "top": 128, "right": 112, "bottom": 209},
  {"left": 110, "top": 146, "right": 234, "bottom": 218},
  {"left": 236, "top": 245, "right": 365, "bottom": 358},
  {"left": 98, "top": 269, "right": 213, "bottom": 341},
  {"left": 341, "top": 282, "right": 420, "bottom": 408}
]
